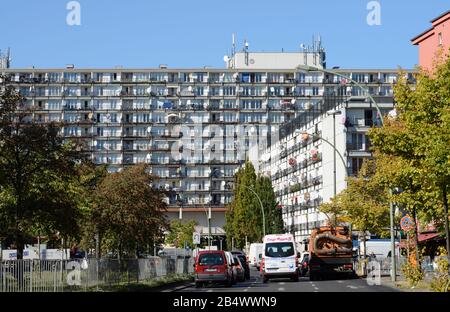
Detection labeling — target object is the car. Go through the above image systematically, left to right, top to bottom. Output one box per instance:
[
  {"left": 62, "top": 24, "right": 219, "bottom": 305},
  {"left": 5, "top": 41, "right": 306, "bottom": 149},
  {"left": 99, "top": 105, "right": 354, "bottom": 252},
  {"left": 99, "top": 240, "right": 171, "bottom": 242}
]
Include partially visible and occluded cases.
[
  {"left": 260, "top": 234, "right": 299, "bottom": 283},
  {"left": 248, "top": 243, "right": 263, "bottom": 268},
  {"left": 194, "top": 250, "right": 233, "bottom": 288},
  {"left": 225, "top": 251, "right": 237, "bottom": 284},
  {"left": 231, "top": 251, "right": 250, "bottom": 280},
  {"left": 299, "top": 252, "right": 310, "bottom": 277},
  {"left": 256, "top": 253, "right": 262, "bottom": 271},
  {"left": 237, "top": 254, "right": 251, "bottom": 280},
  {"left": 232, "top": 256, "right": 246, "bottom": 282}
]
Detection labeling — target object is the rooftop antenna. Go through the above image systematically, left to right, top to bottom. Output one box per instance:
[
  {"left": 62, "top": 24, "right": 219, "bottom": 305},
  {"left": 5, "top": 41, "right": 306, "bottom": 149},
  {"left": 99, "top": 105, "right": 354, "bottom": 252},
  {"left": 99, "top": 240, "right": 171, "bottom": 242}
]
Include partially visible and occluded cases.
[
  {"left": 232, "top": 33, "right": 236, "bottom": 57},
  {"left": 244, "top": 39, "right": 249, "bottom": 66},
  {"left": 0, "top": 47, "right": 11, "bottom": 69},
  {"left": 6, "top": 48, "right": 11, "bottom": 68}
]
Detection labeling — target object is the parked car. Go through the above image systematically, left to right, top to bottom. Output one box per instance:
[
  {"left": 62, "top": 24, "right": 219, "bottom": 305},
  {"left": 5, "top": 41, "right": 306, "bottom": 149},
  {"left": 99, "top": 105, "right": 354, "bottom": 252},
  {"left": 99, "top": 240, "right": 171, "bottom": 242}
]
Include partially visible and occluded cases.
[
  {"left": 194, "top": 250, "right": 233, "bottom": 288},
  {"left": 225, "top": 251, "right": 237, "bottom": 284},
  {"left": 231, "top": 251, "right": 250, "bottom": 280},
  {"left": 299, "top": 252, "right": 310, "bottom": 277},
  {"left": 232, "top": 256, "right": 246, "bottom": 282}
]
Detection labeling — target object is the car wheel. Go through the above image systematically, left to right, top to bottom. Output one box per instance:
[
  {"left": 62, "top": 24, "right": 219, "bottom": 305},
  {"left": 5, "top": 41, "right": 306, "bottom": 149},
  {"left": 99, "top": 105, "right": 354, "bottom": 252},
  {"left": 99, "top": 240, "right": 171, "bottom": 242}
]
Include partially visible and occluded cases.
[
  {"left": 310, "top": 273, "right": 316, "bottom": 281},
  {"left": 291, "top": 274, "right": 299, "bottom": 282},
  {"left": 263, "top": 276, "right": 269, "bottom": 283},
  {"left": 195, "top": 282, "right": 202, "bottom": 288}
]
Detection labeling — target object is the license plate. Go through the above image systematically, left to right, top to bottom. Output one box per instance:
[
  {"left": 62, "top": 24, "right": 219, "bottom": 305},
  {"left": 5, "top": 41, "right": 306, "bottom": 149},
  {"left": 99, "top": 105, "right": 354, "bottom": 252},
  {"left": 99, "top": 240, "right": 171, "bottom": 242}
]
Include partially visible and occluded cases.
[{"left": 205, "top": 268, "right": 217, "bottom": 272}]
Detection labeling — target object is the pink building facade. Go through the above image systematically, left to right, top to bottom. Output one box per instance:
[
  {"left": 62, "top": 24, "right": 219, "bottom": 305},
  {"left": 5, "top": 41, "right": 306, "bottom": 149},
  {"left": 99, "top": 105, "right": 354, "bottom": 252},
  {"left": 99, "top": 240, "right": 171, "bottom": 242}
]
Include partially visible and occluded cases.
[{"left": 412, "top": 10, "right": 450, "bottom": 72}]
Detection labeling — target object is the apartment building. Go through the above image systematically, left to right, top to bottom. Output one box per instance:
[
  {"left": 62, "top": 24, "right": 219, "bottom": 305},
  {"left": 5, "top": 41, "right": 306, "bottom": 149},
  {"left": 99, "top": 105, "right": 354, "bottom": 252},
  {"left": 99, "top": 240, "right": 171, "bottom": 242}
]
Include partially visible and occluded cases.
[
  {"left": 412, "top": 10, "right": 450, "bottom": 71},
  {"left": 0, "top": 41, "right": 415, "bottom": 246},
  {"left": 0, "top": 42, "right": 329, "bottom": 239},
  {"left": 259, "top": 70, "right": 416, "bottom": 250}
]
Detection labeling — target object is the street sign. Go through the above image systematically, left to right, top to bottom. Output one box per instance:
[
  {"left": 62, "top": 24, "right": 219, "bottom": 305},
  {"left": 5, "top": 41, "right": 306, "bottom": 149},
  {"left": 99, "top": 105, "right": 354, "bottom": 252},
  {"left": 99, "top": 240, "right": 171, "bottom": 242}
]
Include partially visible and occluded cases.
[
  {"left": 400, "top": 215, "right": 414, "bottom": 231},
  {"left": 193, "top": 232, "right": 201, "bottom": 245}
]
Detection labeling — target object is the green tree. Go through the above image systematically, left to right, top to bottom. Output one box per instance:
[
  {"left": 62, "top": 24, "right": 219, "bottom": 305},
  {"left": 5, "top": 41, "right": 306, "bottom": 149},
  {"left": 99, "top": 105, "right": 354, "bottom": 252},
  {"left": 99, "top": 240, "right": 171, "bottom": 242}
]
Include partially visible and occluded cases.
[
  {"left": 369, "top": 54, "right": 450, "bottom": 263},
  {"left": 0, "top": 85, "right": 84, "bottom": 259},
  {"left": 225, "top": 161, "right": 282, "bottom": 249},
  {"left": 88, "top": 164, "right": 168, "bottom": 259},
  {"left": 255, "top": 175, "right": 284, "bottom": 234},
  {"left": 165, "top": 220, "right": 197, "bottom": 249}
]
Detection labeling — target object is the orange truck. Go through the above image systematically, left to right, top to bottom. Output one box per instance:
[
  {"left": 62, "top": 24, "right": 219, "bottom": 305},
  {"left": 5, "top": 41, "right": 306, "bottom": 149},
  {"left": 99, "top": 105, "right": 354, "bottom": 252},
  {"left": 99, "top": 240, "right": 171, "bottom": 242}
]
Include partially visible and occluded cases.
[{"left": 308, "top": 225, "right": 356, "bottom": 280}]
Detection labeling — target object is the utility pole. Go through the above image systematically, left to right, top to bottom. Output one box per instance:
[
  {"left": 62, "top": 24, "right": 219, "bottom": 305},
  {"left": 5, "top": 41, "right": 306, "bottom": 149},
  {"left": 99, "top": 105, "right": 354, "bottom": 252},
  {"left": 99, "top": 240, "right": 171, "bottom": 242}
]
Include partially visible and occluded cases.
[
  {"left": 333, "top": 113, "right": 337, "bottom": 197},
  {"left": 389, "top": 189, "right": 397, "bottom": 282},
  {"left": 208, "top": 206, "right": 212, "bottom": 250}
]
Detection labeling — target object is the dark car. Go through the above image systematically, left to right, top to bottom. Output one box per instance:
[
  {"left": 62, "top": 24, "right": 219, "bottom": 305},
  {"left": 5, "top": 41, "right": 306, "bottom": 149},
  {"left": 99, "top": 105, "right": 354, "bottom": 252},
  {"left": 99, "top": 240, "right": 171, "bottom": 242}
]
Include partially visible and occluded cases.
[
  {"left": 194, "top": 251, "right": 233, "bottom": 288},
  {"left": 231, "top": 251, "right": 250, "bottom": 280},
  {"left": 299, "top": 253, "right": 310, "bottom": 277},
  {"left": 232, "top": 256, "right": 246, "bottom": 282}
]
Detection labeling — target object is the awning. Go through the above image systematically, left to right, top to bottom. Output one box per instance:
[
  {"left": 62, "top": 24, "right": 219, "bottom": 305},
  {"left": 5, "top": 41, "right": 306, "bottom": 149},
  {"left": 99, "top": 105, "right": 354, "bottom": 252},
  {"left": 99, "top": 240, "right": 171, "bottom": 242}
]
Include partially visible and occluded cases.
[{"left": 418, "top": 232, "right": 441, "bottom": 242}]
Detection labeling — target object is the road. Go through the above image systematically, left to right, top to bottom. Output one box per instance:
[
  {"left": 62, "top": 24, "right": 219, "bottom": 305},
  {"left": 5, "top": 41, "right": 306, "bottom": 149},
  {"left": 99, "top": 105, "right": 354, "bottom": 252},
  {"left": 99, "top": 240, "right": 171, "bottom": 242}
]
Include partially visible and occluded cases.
[{"left": 166, "top": 268, "right": 399, "bottom": 293}]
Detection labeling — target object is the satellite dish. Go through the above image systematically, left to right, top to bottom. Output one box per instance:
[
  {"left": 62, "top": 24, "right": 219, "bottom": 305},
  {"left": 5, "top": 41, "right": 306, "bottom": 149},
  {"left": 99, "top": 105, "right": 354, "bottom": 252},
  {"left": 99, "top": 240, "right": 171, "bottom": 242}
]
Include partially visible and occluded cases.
[
  {"left": 300, "top": 44, "right": 306, "bottom": 49},
  {"left": 223, "top": 55, "right": 229, "bottom": 62},
  {"left": 188, "top": 86, "right": 193, "bottom": 92},
  {"left": 291, "top": 99, "right": 296, "bottom": 104}
]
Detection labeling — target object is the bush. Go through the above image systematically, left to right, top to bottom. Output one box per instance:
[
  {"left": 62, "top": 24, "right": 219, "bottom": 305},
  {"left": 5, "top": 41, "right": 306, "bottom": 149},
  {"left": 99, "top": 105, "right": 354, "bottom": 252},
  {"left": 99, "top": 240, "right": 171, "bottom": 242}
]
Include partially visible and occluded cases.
[
  {"left": 430, "top": 248, "right": 450, "bottom": 292},
  {"left": 401, "top": 262, "right": 424, "bottom": 288}
]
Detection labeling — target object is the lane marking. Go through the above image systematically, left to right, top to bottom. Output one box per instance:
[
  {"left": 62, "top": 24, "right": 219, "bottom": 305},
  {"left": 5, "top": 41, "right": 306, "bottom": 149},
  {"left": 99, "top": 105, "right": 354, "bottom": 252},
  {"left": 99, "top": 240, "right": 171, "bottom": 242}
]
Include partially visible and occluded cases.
[
  {"left": 278, "top": 282, "right": 285, "bottom": 285},
  {"left": 346, "top": 285, "right": 358, "bottom": 289},
  {"left": 278, "top": 287, "right": 285, "bottom": 291},
  {"left": 314, "top": 287, "right": 319, "bottom": 290}
]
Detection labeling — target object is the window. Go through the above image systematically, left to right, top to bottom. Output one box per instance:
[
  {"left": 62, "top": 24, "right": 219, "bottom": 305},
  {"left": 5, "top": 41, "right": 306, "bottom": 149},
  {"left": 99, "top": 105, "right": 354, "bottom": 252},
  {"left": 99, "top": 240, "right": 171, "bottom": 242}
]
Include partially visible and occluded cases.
[
  {"left": 439, "top": 33, "right": 443, "bottom": 46},
  {"left": 223, "top": 86, "right": 236, "bottom": 96},
  {"left": 351, "top": 158, "right": 364, "bottom": 176},
  {"left": 264, "top": 242, "right": 294, "bottom": 257},
  {"left": 198, "top": 253, "right": 224, "bottom": 266}
]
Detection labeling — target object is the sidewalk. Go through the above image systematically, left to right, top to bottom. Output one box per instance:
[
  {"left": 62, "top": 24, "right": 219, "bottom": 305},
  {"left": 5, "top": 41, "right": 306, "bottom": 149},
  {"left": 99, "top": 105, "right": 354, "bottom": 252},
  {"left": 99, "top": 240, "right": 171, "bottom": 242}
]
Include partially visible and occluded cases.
[{"left": 379, "top": 276, "right": 431, "bottom": 292}]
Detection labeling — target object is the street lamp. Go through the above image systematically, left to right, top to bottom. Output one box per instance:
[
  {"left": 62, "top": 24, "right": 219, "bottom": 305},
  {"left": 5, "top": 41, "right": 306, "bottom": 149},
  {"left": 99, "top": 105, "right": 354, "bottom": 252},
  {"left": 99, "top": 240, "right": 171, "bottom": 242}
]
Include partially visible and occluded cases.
[
  {"left": 294, "top": 128, "right": 347, "bottom": 177},
  {"left": 240, "top": 185, "right": 266, "bottom": 238},
  {"left": 202, "top": 203, "right": 212, "bottom": 250}
]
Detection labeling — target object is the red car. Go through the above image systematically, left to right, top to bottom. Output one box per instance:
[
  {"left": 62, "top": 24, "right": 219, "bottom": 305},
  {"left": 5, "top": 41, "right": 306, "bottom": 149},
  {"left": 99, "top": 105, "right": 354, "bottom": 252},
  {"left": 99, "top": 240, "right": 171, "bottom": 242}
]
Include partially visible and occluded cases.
[{"left": 194, "top": 251, "right": 233, "bottom": 288}]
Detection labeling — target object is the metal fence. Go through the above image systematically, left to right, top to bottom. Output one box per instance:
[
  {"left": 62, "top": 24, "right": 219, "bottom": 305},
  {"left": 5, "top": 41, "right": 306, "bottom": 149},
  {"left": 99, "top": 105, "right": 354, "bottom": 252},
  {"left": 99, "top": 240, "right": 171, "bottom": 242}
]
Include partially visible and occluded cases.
[
  {"left": 0, "top": 256, "right": 194, "bottom": 292},
  {"left": 353, "top": 256, "right": 448, "bottom": 278}
]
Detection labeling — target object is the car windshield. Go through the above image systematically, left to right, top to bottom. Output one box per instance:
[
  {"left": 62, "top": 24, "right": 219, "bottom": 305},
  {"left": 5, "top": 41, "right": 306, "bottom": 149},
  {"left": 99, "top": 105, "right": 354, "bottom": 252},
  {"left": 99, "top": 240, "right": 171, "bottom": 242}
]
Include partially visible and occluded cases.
[
  {"left": 265, "top": 242, "right": 295, "bottom": 257},
  {"left": 198, "top": 253, "right": 224, "bottom": 266}
]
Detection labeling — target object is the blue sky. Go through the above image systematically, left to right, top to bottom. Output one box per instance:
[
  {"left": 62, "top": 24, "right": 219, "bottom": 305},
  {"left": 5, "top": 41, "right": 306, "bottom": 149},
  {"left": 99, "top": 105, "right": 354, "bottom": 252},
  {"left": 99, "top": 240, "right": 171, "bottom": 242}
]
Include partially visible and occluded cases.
[{"left": 0, "top": 0, "right": 448, "bottom": 69}]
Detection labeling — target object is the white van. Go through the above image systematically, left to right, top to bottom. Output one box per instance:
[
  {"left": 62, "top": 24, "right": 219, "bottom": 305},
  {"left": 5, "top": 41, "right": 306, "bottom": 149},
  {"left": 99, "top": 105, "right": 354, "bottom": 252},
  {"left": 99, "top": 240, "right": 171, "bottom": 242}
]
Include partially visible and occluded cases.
[
  {"left": 261, "top": 234, "right": 299, "bottom": 283},
  {"left": 359, "top": 239, "right": 400, "bottom": 259},
  {"left": 248, "top": 243, "right": 263, "bottom": 267}
]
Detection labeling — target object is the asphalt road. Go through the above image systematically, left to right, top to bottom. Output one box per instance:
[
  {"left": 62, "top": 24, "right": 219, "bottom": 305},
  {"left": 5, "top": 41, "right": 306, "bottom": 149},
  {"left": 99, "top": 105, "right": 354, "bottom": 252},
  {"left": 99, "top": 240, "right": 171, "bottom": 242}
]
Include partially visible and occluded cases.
[{"left": 167, "top": 268, "right": 399, "bottom": 293}]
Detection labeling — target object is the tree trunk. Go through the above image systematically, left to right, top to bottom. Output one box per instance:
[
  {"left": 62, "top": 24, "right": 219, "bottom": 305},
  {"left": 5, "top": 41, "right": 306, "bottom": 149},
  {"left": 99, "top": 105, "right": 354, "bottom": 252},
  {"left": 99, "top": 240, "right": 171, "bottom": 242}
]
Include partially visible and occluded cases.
[
  {"left": 442, "top": 185, "right": 450, "bottom": 272},
  {"left": 15, "top": 192, "right": 24, "bottom": 260},
  {"left": 412, "top": 207, "right": 420, "bottom": 267},
  {"left": 363, "top": 233, "right": 367, "bottom": 258}
]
